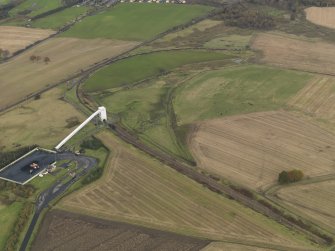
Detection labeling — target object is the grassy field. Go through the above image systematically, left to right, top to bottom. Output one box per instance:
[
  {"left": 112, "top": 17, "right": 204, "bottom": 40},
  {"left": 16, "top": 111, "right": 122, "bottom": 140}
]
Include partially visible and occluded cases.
[
  {"left": 0, "top": 0, "right": 11, "bottom": 5},
  {"left": 10, "top": 0, "right": 62, "bottom": 17},
  {"left": 61, "top": 3, "right": 212, "bottom": 41},
  {"left": 31, "top": 6, "right": 88, "bottom": 30},
  {"left": 0, "top": 26, "right": 54, "bottom": 55},
  {"left": 252, "top": 32, "right": 335, "bottom": 75},
  {"left": 204, "top": 34, "right": 252, "bottom": 50},
  {"left": 0, "top": 37, "right": 138, "bottom": 109},
  {"left": 84, "top": 50, "right": 233, "bottom": 92},
  {"left": 173, "top": 65, "right": 311, "bottom": 125},
  {"left": 100, "top": 74, "right": 192, "bottom": 160},
  {"left": 0, "top": 87, "right": 85, "bottom": 151},
  {"left": 190, "top": 111, "right": 335, "bottom": 191},
  {"left": 58, "top": 131, "right": 317, "bottom": 250},
  {"left": 276, "top": 180, "right": 335, "bottom": 234},
  {"left": 0, "top": 202, "right": 24, "bottom": 250}
]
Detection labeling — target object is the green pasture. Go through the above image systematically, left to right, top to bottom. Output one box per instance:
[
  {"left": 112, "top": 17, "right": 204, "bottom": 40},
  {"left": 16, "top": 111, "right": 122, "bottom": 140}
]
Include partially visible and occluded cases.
[
  {"left": 10, "top": 0, "right": 62, "bottom": 17},
  {"left": 61, "top": 3, "right": 212, "bottom": 41},
  {"left": 31, "top": 6, "right": 88, "bottom": 30},
  {"left": 84, "top": 50, "right": 232, "bottom": 92},
  {"left": 173, "top": 65, "right": 312, "bottom": 125},
  {"left": 100, "top": 79, "right": 189, "bottom": 159},
  {"left": 0, "top": 202, "right": 24, "bottom": 250}
]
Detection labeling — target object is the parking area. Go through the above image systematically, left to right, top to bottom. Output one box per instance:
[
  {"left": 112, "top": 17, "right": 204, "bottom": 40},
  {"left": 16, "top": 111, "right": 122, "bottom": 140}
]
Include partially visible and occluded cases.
[{"left": 0, "top": 149, "right": 56, "bottom": 185}]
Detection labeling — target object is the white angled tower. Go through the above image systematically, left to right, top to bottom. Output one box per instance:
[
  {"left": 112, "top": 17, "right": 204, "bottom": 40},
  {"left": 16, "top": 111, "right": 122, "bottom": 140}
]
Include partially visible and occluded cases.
[{"left": 55, "top": 106, "right": 107, "bottom": 151}]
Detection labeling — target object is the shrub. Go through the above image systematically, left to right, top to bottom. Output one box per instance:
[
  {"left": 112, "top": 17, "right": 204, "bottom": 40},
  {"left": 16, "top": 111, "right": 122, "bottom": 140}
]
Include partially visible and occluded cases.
[
  {"left": 80, "top": 137, "right": 103, "bottom": 150},
  {"left": 278, "top": 169, "right": 304, "bottom": 184}
]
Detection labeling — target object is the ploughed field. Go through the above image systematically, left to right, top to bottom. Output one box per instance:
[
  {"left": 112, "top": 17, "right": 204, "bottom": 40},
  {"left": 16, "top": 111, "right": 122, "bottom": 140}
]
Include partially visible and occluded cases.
[
  {"left": 305, "top": 7, "right": 335, "bottom": 29},
  {"left": 0, "top": 26, "right": 54, "bottom": 55},
  {"left": 251, "top": 33, "right": 335, "bottom": 75},
  {"left": 0, "top": 37, "right": 138, "bottom": 109},
  {"left": 190, "top": 111, "right": 335, "bottom": 191},
  {"left": 58, "top": 132, "right": 314, "bottom": 249},
  {"left": 275, "top": 180, "right": 335, "bottom": 234},
  {"left": 32, "top": 210, "right": 209, "bottom": 251}
]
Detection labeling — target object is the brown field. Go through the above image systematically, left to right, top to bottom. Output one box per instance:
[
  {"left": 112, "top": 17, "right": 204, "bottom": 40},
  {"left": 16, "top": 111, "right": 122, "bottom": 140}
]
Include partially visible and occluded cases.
[
  {"left": 305, "top": 7, "right": 335, "bottom": 29},
  {"left": 0, "top": 26, "right": 55, "bottom": 54},
  {"left": 251, "top": 33, "right": 335, "bottom": 75},
  {"left": 0, "top": 37, "right": 138, "bottom": 109},
  {"left": 288, "top": 76, "right": 335, "bottom": 122},
  {"left": 0, "top": 87, "right": 85, "bottom": 151},
  {"left": 190, "top": 111, "right": 335, "bottom": 191},
  {"left": 58, "top": 131, "right": 315, "bottom": 250},
  {"left": 276, "top": 180, "right": 335, "bottom": 233},
  {"left": 32, "top": 209, "right": 209, "bottom": 251},
  {"left": 202, "top": 242, "right": 277, "bottom": 251}
]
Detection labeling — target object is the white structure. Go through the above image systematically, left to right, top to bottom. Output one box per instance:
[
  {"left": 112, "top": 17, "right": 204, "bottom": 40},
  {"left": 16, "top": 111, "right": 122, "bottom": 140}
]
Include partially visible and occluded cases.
[{"left": 55, "top": 106, "right": 107, "bottom": 151}]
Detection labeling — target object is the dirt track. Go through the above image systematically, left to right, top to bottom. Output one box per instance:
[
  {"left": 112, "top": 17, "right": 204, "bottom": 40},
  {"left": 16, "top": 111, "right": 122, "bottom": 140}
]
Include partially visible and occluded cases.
[
  {"left": 0, "top": 26, "right": 55, "bottom": 54},
  {"left": 252, "top": 33, "right": 335, "bottom": 75},
  {"left": 32, "top": 209, "right": 210, "bottom": 251}
]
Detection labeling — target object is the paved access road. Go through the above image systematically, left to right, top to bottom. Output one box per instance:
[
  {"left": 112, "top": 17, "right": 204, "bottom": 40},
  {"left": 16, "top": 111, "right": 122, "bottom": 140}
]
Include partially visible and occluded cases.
[{"left": 19, "top": 153, "right": 97, "bottom": 251}]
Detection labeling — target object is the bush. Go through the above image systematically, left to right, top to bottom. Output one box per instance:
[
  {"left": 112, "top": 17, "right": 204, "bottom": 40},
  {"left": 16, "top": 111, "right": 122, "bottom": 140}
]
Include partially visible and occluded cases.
[
  {"left": 65, "top": 116, "right": 80, "bottom": 128},
  {"left": 80, "top": 137, "right": 103, "bottom": 150},
  {"left": 81, "top": 167, "right": 103, "bottom": 185},
  {"left": 278, "top": 169, "right": 304, "bottom": 184}
]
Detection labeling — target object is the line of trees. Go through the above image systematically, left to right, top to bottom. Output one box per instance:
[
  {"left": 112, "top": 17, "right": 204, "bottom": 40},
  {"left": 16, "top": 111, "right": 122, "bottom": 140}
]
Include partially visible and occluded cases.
[
  {"left": 216, "top": 5, "right": 275, "bottom": 30},
  {"left": 29, "top": 55, "right": 51, "bottom": 64},
  {"left": 0, "top": 145, "right": 37, "bottom": 169},
  {"left": 278, "top": 169, "right": 304, "bottom": 184}
]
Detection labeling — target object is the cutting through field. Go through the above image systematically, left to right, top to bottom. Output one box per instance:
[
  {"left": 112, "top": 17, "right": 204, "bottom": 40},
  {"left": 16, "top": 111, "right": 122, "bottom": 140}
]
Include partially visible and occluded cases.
[
  {"left": 305, "top": 7, "right": 335, "bottom": 30},
  {"left": 0, "top": 26, "right": 55, "bottom": 55},
  {"left": 251, "top": 32, "right": 335, "bottom": 75},
  {"left": 0, "top": 37, "right": 138, "bottom": 110},
  {"left": 288, "top": 76, "right": 335, "bottom": 123},
  {"left": 190, "top": 111, "right": 335, "bottom": 191},
  {"left": 58, "top": 131, "right": 316, "bottom": 250},
  {"left": 275, "top": 180, "right": 335, "bottom": 234}
]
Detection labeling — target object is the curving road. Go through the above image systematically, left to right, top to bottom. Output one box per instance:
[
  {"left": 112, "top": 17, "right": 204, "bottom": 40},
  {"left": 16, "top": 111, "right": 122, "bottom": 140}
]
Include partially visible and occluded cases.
[{"left": 19, "top": 153, "right": 97, "bottom": 251}]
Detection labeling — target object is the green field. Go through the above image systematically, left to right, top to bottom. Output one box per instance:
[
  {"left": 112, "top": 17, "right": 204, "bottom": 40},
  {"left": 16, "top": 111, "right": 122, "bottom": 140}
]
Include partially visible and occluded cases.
[
  {"left": 0, "top": 0, "right": 11, "bottom": 5},
  {"left": 10, "top": 0, "right": 62, "bottom": 17},
  {"left": 61, "top": 3, "right": 212, "bottom": 41},
  {"left": 31, "top": 6, "right": 88, "bottom": 29},
  {"left": 84, "top": 50, "right": 232, "bottom": 92},
  {"left": 173, "top": 65, "right": 312, "bottom": 125},
  {"left": 101, "top": 77, "right": 190, "bottom": 160},
  {"left": 0, "top": 202, "right": 24, "bottom": 250}
]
